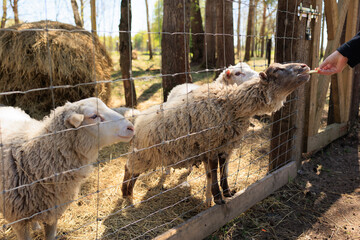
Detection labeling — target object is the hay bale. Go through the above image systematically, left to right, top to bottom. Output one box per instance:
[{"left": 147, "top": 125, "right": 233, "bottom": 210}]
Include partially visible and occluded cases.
[
  {"left": 0, "top": 21, "right": 113, "bottom": 119},
  {"left": 132, "top": 50, "right": 138, "bottom": 60}
]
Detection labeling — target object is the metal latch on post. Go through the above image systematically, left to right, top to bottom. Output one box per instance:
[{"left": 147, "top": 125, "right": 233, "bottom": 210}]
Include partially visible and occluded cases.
[{"left": 297, "top": 3, "right": 321, "bottom": 40}]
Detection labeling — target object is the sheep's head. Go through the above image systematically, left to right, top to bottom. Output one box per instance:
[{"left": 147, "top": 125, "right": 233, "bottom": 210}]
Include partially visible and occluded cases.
[
  {"left": 222, "top": 62, "right": 258, "bottom": 85},
  {"left": 259, "top": 63, "right": 310, "bottom": 108},
  {"left": 65, "top": 98, "right": 135, "bottom": 147}
]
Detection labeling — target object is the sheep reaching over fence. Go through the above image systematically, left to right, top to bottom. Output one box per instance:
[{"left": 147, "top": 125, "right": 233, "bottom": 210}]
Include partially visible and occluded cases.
[
  {"left": 167, "top": 62, "right": 258, "bottom": 102},
  {"left": 122, "top": 63, "right": 310, "bottom": 206},
  {"left": 0, "top": 98, "right": 134, "bottom": 240}
]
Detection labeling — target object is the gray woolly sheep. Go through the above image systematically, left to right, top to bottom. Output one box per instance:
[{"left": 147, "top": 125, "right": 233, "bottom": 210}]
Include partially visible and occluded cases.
[
  {"left": 167, "top": 62, "right": 258, "bottom": 102},
  {"left": 122, "top": 63, "right": 310, "bottom": 206},
  {"left": 0, "top": 97, "right": 135, "bottom": 240}
]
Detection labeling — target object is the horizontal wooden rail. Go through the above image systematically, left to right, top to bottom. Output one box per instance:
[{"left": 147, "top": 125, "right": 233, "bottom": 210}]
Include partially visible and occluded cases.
[{"left": 155, "top": 161, "right": 297, "bottom": 240}]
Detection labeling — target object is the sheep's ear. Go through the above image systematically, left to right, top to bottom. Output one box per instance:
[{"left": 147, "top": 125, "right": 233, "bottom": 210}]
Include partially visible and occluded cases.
[
  {"left": 226, "top": 69, "right": 231, "bottom": 78},
  {"left": 259, "top": 72, "right": 268, "bottom": 82},
  {"left": 66, "top": 113, "right": 84, "bottom": 128}
]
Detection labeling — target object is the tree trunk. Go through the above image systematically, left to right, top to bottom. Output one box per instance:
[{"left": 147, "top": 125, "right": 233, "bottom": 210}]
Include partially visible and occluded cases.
[
  {"left": 1, "top": 0, "right": 7, "bottom": 28},
  {"left": 10, "top": 0, "right": 18, "bottom": 24},
  {"left": 71, "top": 0, "right": 83, "bottom": 27},
  {"left": 80, "top": 0, "right": 84, "bottom": 24},
  {"left": 90, "top": 0, "right": 97, "bottom": 35},
  {"left": 120, "top": 0, "right": 137, "bottom": 107},
  {"left": 145, "top": 0, "right": 153, "bottom": 59},
  {"left": 162, "top": 0, "right": 192, "bottom": 102},
  {"left": 190, "top": 0, "right": 205, "bottom": 65},
  {"left": 204, "top": 0, "right": 216, "bottom": 67},
  {"left": 216, "top": 0, "right": 234, "bottom": 75},
  {"left": 244, "top": 0, "right": 255, "bottom": 61},
  {"left": 250, "top": 0, "right": 259, "bottom": 58},
  {"left": 260, "top": 0, "right": 267, "bottom": 57},
  {"left": 236, "top": 1, "right": 241, "bottom": 60},
  {"left": 319, "top": 7, "right": 325, "bottom": 60}
]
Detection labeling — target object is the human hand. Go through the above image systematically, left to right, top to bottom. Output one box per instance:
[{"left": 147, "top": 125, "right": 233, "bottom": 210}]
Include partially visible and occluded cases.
[{"left": 317, "top": 50, "right": 348, "bottom": 75}]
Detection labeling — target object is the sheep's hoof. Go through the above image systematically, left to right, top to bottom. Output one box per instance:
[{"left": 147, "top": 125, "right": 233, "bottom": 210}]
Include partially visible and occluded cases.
[
  {"left": 223, "top": 189, "right": 236, "bottom": 198},
  {"left": 214, "top": 198, "right": 225, "bottom": 205},
  {"left": 32, "top": 221, "right": 41, "bottom": 231}
]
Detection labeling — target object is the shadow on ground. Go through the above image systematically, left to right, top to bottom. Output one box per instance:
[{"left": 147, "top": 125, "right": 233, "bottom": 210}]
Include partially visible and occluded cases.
[
  {"left": 208, "top": 121, "right": 360, "bottom": 240},
  {"left": 101, "top": 171, "right": 205, "bottom": 239}
]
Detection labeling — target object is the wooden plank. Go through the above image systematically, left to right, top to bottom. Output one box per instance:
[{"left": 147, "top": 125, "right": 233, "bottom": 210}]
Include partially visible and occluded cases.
[
  {"left": 306, "top": 0, "right": 323, "bottom": 140},
  {"left": 312, "top": 0, "right": 350, "bottom": 135},
  {"left": 324, "top": 0, "right": 338, "bottom": 40},
  {"left": 343, "top": 0, "right": 359, "bottom": 122},
  {"left": 330, "top": 72, "right": 345, "bottom": 123},
  {"left": 307, "top": 122, "right": 348, "bottom": 153},
  {"left": 155, "top": 162, "right": 298, "bottom": 240}
]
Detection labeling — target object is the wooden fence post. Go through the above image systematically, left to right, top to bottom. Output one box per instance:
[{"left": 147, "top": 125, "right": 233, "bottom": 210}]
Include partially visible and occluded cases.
[
  {"left": 269, "top": 0, "right": 322, "bottom": 171},
  {"left": 350, "top": 2, "right": 360, "bottom": 125}
]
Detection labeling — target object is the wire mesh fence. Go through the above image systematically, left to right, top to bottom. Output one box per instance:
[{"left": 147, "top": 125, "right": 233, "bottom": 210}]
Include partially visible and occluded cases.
[{"left": 0, "top": 0, "right": 329, "bottom": 239}]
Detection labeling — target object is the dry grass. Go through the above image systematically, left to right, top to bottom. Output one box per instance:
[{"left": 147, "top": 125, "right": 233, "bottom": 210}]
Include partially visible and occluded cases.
[{"left": 0, "top": 52, "right": 276, "bottom": 239}]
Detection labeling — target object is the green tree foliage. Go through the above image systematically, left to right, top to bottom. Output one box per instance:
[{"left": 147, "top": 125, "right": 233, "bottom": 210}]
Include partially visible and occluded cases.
[
  {"left": 150, "top": 0, "right": 163, "bottom": 51},
  {"left": 132, "top": 31, "right": 148, "bottom": 51}
]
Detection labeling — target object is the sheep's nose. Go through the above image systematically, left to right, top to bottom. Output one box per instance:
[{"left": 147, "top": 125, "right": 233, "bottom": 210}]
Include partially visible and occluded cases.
[{"left": 127, "top": 125, "right": 134, "bottom": 132}]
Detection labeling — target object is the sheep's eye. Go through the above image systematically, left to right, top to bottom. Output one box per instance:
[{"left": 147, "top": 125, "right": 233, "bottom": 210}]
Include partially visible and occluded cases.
[
  {"left": 273, "top": 68, "right": 283, "bottom": 73},
  {"left": 235, "top": 72, "right": 243, "bottom": 76},
  {"left": 90, "top": 114, "right": 98, "bottom": 119}
]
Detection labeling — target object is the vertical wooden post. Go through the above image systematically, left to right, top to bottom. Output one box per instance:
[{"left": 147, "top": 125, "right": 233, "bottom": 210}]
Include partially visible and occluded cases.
[
  {"left": 269, "top": 0, "right": 321, "bottom": 171},
  {"left": 342, "top": 0, "right": 359, "bottom": 122},
  {"left": 350, "top": 3, "right": 360, "bottom": 125}
]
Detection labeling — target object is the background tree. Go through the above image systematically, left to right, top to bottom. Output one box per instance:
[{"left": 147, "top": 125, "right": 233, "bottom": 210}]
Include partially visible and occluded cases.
[
  {"left": 1, "top": 0, "right": 7, "bottom": 28},
  {"left": 10, "top": 0, "right": 18, "bottom": 24},
  {"left": 71, "top": 0, "right": 83, "bottom": 27},
  {"left": 80, "top": 0, "right": 85, "bottom": 24},
  {"left": 90, "top": 0, "right": 96, "bottom": 35},
  {"left": 120, "top": 0, "right": 137, "bottom": 107},
  {"left": 145, "top": 0, "right": 153, "bottom": 59},
  {"left": 151, "top": 0, "right": 163, "bottom": 51},
  {"left": 162, "top": 0, "right": 192, "bottom": 101},
  {"left": 190, "top": 0, "right": 204, "bottom": 65},
  {"left": 204, "top": 0, "right": 216, "bottom": 67},
  {"left": 216, "top": 0, "right": 234, "bottom": 73},
  {"left": 244, "top": 0, "right": 255, "bottom": 61},
  {"left": 251, "top": 0, "right": 259, "bottom": 58},
  {"left": 260, "top": 0, "right": 276, "bottom": 57},
  {"left": 236, "top": 1, "right": 241, "bottom": 60},
  {"left": 320, "top": 7, "right": 325, "bottom": 60}
]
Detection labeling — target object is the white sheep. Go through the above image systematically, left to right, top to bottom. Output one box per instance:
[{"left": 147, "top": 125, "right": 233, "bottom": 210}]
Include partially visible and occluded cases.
[
  {"left": 167, "top": 62, "right": 258, "bottom": 102},
  {"left": 122, "top": 63, "right": 310, "bottom": 206},
  {"left": 0, "top": 97, "right": 135, "bottom": 240}
]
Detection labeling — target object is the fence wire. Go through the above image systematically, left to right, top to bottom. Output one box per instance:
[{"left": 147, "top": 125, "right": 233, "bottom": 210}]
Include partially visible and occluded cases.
[{"left": 0, "top": 0, "right": 308, "bottom": 239}]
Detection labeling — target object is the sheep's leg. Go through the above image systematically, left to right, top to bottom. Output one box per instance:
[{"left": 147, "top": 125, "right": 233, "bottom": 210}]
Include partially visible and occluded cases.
[
  {"left": 219, "top": 153, "right": 235, "bottom": 198},
  {"left": 208, "top": 158, "right": 225, "bottom": 205},
  {"left": 203, "top": 162, "right": 212, "bottom": 207},
  {"left": 122, "top": 165, "right": 139, "bottom": 199},
  {"left": 43, "top": 221, "right": 57, "bottom": 240},
  {"left": 44, "top": 221, "right": 57, "bottom": 240},
  {"left": 13, "top": 222, "right": 31, "bottom": 240}
]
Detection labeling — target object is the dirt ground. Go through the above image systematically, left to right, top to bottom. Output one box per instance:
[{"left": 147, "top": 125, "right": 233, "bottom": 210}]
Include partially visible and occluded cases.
[{"left": 208, "top": 120, "right": 360, "bottom": 240}]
